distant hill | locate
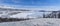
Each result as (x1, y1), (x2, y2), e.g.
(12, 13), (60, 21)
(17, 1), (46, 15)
(0, 8), (31, 11)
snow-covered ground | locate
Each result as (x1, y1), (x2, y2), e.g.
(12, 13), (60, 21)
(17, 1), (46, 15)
(0, 18), (60, 26)
(10, 13), (33, 18)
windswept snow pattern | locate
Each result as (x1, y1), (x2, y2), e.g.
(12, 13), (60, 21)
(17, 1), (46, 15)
(0, 18), (60, 26)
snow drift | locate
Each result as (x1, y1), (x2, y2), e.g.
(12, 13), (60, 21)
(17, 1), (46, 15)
(0, 18), (60, 26)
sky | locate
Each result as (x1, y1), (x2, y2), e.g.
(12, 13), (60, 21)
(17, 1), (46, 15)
(0, 0), (60, 10)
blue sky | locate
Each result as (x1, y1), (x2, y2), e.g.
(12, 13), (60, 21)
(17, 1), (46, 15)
(0, 0), (60, 6)
(0, 0), (60, 10)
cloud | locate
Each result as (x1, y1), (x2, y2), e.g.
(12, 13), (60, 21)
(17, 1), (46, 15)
(0, 0), (60, 11)
(0, 4), (60, 11)
(0, 4), (15, 9)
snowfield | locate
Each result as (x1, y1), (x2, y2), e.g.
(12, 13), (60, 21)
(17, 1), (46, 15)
(0, 18), (60, 26)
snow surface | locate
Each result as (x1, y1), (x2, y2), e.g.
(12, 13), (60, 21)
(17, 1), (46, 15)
(10, 11), (51, 18)
(0, 8), (52, 18)
(0, 18), (60, 26)
(10, 13), (33, 18)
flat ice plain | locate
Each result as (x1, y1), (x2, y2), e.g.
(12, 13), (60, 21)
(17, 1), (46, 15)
(0, 18), (60, 26)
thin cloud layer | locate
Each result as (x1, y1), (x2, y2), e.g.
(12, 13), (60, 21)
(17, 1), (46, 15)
(0, 0), (60, 11)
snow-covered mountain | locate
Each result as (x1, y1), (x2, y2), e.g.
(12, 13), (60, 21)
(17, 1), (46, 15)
(0, 8), (33, 18)
(0, 7), (59, 19)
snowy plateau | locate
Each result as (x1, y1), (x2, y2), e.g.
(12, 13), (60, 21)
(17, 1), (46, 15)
(0, 8), (60, 26)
